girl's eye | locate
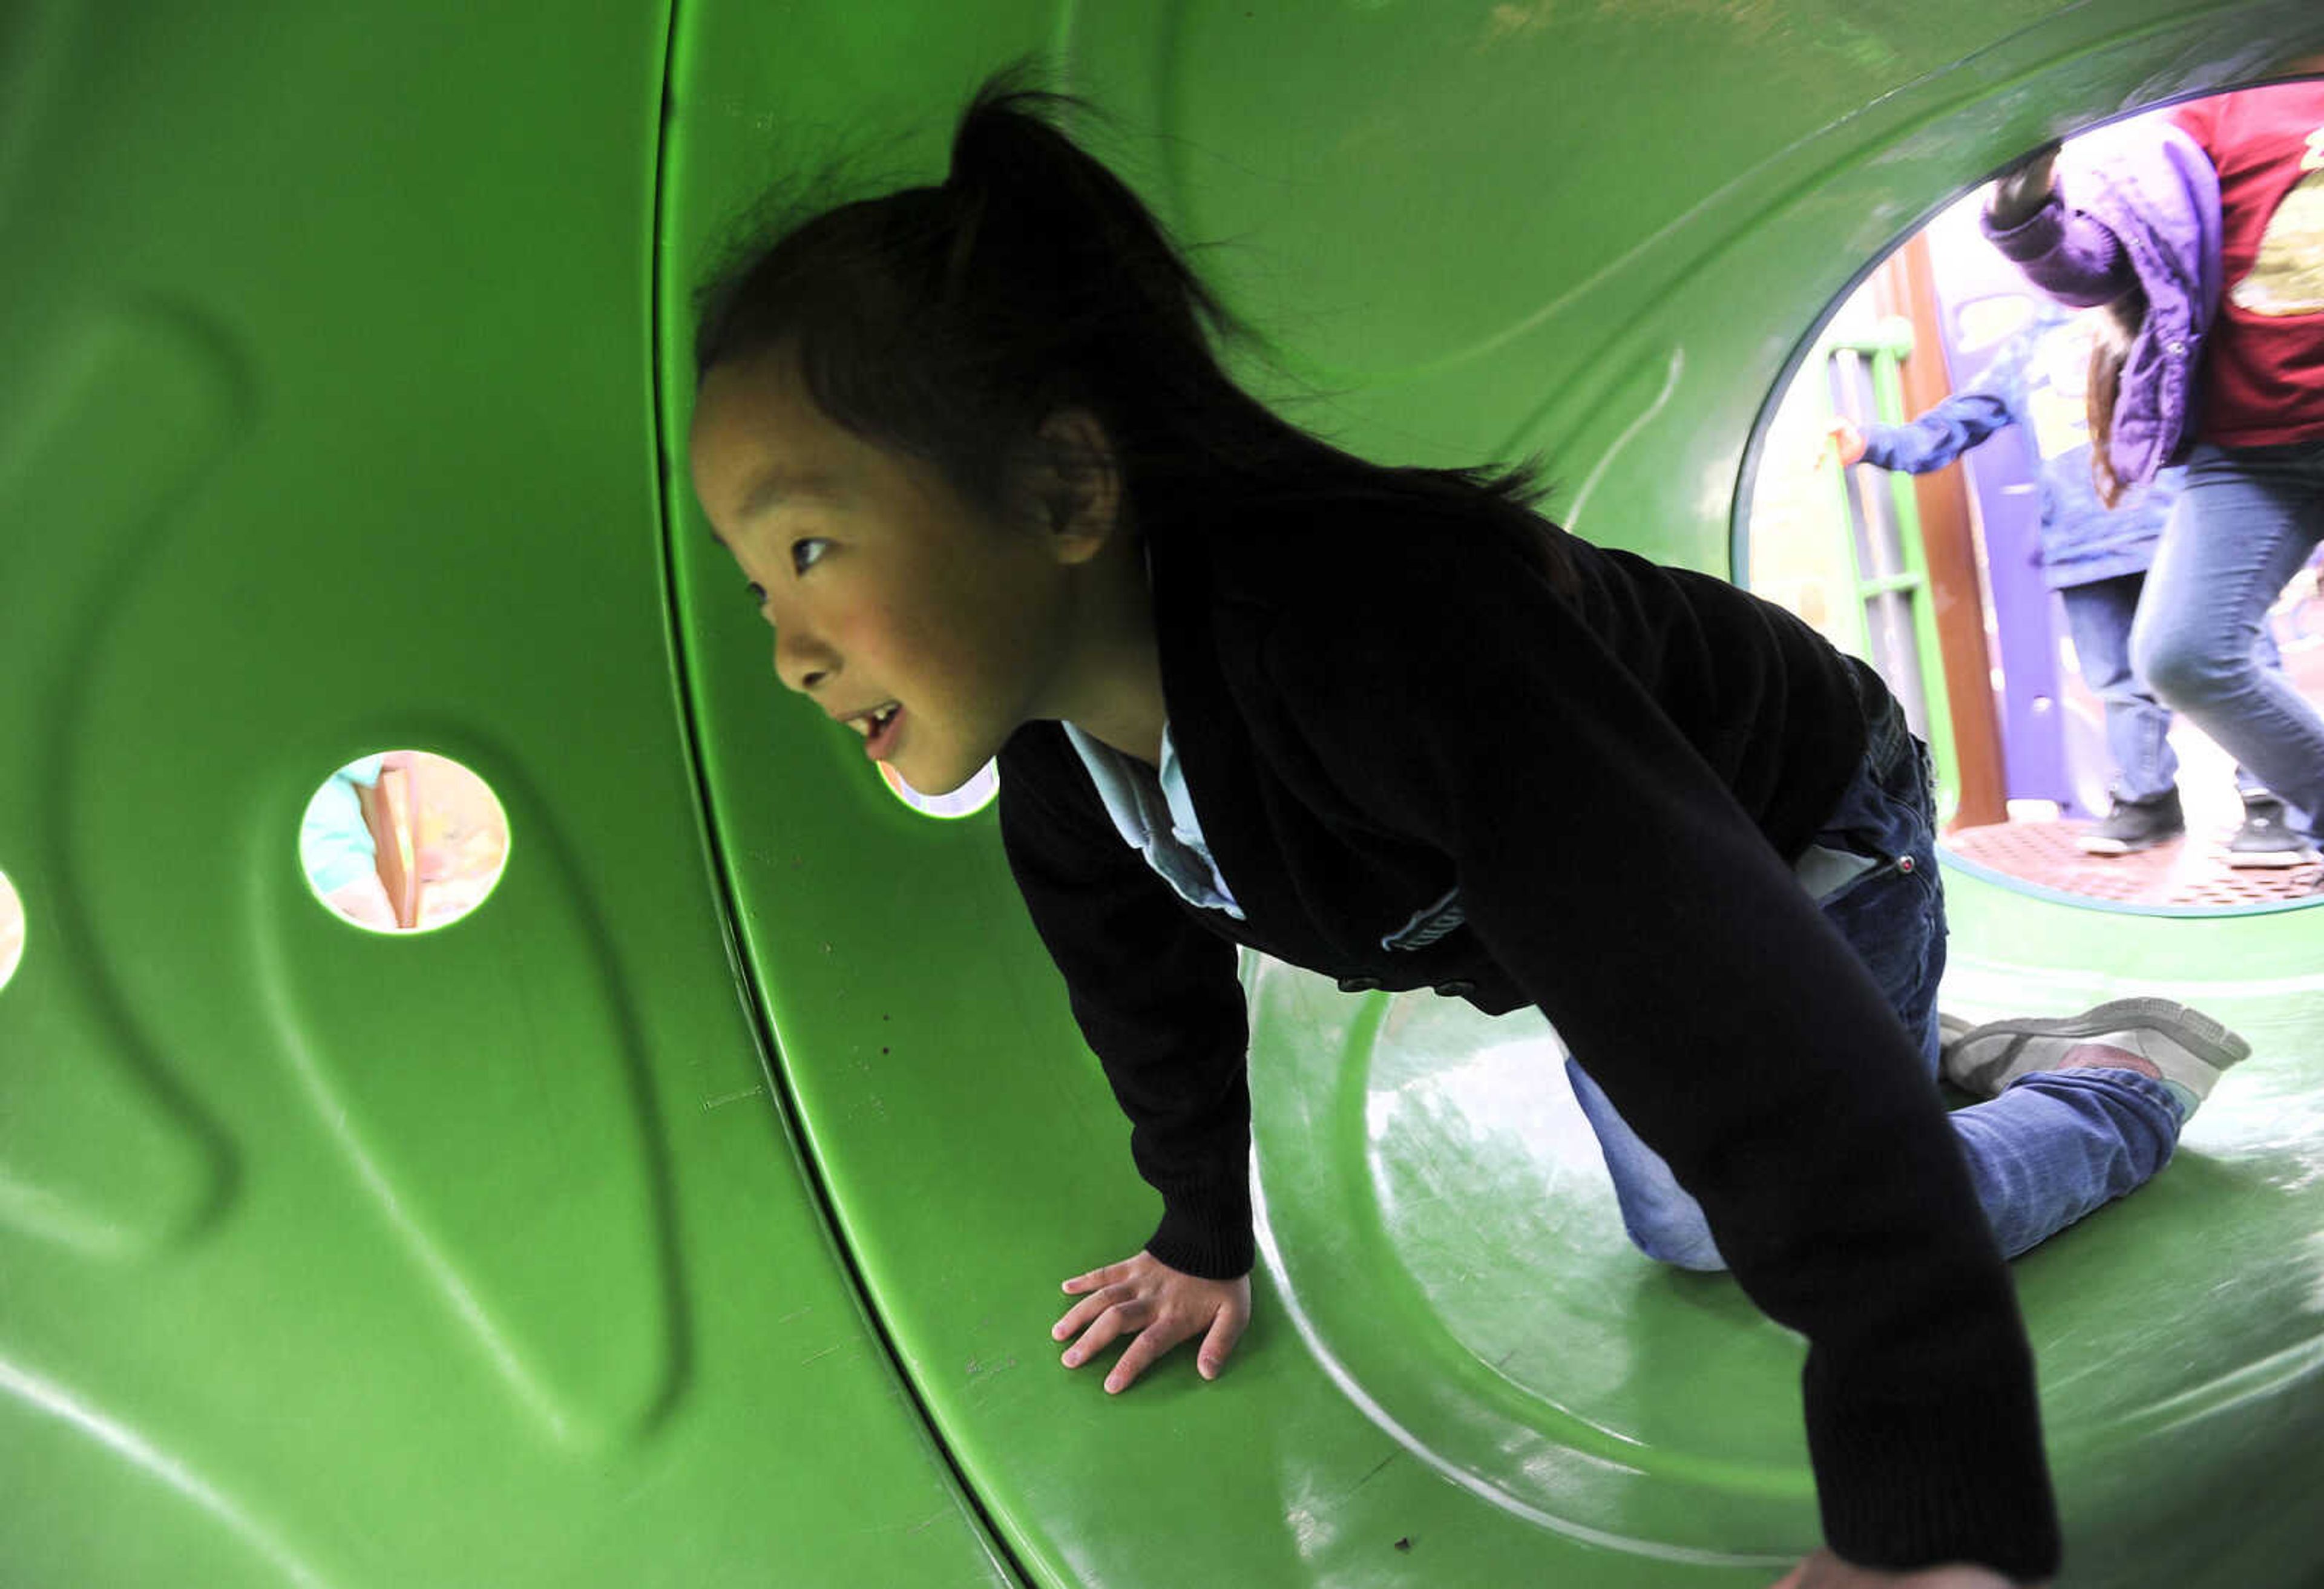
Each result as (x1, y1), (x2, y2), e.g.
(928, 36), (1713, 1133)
(790, 537), (830, 574)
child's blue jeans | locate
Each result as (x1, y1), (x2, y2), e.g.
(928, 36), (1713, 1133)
(1564, 665), (2187, 1272)
(2131, 436), (2324, 844)
(2057, 572), (2283, 805)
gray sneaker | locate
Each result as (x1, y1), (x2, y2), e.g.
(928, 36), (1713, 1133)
(1940, 996), (2250, 1118)
(2226, 795), (2322, 868)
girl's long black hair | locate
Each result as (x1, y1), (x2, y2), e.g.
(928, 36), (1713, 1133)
(2084, 293), (2144, 508)
(692, 58), (1567, 572)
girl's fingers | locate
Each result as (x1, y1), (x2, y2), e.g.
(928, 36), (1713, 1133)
(1061, 1256), (1140, 1295)
(1051, 1283), (1131, 1342)
(1061, 1294), (1154, 1368)
(1100, 1314), (1189, 1394)
(1195, 1299), (1249, 1380)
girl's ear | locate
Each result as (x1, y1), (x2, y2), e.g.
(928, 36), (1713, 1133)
(1027, 407), (1123, 565)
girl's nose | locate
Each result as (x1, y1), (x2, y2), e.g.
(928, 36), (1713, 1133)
(773, 625), (833, 695)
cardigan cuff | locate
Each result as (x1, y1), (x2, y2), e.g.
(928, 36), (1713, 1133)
(1144, 1179), (1255, 1280)
(1980, 192), (2065, 263)
(1857, 424), (1909, 473)
(1804, 1358), (2061, 1581)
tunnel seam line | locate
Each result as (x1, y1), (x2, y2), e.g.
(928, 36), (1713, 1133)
(642, 7), (1034, 1582)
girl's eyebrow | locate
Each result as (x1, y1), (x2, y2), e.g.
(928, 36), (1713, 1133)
(739, 467), (842, 522)
(705, 468), (848, 550)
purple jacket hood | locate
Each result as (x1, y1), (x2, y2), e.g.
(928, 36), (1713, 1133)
(1980, 122), (2222, 488)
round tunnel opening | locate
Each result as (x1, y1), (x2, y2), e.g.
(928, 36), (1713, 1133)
(0, 869), (22, 992)
(879, 758), (1000, 821)
(1741, 87), (2324, 917)
(299, 751), (511, 932)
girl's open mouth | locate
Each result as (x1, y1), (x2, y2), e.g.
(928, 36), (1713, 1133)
(863, 704), (904, 761)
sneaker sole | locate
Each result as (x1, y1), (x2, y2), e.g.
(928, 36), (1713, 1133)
(2076, 833), (2181, 856)
(1943, 997), (2251, 1095)
(2225, 850), (2322, 869)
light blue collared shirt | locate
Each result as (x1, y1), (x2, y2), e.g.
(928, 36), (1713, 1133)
(1062, 722), (1246, 920)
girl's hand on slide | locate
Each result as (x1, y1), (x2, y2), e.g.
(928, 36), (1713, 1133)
(1771, 1550), (2041, 1588)
(1052, 1251), (1251, 1394)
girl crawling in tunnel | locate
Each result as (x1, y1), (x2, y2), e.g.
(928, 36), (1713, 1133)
(684, 62), (2251, 1589)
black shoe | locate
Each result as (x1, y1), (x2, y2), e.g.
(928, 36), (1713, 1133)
(2077, 789), (2185, 855)
(2226, 795), (2322, 868)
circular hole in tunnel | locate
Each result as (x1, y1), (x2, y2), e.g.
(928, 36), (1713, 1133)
(300, 751), (511, 932)
(879, 758), (999, 821)
(1742, 91), (2324, 915)
(0, 869), (24, 992)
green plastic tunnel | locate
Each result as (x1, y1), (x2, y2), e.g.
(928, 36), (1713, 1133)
(5, 4), (2323, 1585)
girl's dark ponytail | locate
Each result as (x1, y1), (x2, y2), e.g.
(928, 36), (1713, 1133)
(2084, 295), (2142, 509)
(693, 57), (1562, 573)
(930, 66), (1262, 467)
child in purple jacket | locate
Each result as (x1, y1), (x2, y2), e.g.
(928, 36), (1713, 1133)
(1983, 85), (2324, 867)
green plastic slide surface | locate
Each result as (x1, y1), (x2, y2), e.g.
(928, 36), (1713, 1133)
(5, 3), (2322, 1585)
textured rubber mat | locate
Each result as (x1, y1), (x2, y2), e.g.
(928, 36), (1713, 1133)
(1945, 818), (2323, 908)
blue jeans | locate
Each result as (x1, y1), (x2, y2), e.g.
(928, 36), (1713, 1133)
(2059, 572), (2280, 804)
(2130, 436), (2324, 842)
(1565, 663), (2186, 1271)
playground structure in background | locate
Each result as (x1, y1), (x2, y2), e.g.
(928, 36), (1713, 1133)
(1748, 172), (2324, 908)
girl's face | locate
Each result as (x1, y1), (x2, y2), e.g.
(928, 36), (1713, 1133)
(689, 351), (1088, 796)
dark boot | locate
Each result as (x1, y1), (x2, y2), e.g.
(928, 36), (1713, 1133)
(2076, 788), (2185, 856)
(2226, 794), (2322, 868)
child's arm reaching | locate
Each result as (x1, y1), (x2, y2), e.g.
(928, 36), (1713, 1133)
(1827, 388), (2015, 477)
(1828, 302), (2035, 479)
(998, 726), (1261, 1388)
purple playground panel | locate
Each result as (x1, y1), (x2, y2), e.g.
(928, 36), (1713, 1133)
(1919, 202), (2094, 820)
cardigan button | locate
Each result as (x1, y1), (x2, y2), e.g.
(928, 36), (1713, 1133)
(1433, 979), (1477, 997)
(1336, 975), (1383, 993)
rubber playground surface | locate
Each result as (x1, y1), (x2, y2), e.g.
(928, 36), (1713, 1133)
(1946, 634), (2324, 909)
